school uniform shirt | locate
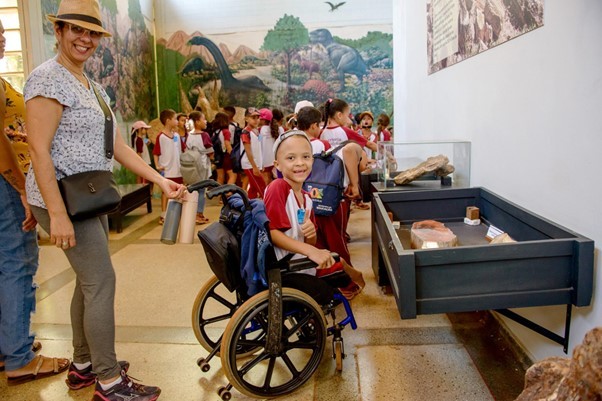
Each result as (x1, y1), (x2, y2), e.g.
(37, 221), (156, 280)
(186, 131), (214, 180)
(310, 137), (331, 154)
(320, 125), (368, 148)
(153, 131), (185, 178)
(378, 128), (392, 142)
(240, 128), (262, 170)
(259, 125), (283, 169)
(264, 179), (316, 275)
(135, 136), (151, 164)
(332, 147), (350, 189)
(358, 129), (377, 158)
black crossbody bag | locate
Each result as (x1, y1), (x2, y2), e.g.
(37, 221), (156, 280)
(57, 81), (121, 220)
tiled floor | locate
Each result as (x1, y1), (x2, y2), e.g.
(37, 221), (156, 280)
(0, 197), (526, 400)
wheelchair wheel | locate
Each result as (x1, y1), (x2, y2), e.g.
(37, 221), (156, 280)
(334, 339), (343, 372)
(221, 288), (327, 398)
(192, 275), (264, 358)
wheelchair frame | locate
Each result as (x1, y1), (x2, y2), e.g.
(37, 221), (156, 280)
(188, 180), (358, 400)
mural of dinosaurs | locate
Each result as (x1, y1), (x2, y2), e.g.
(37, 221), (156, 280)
(187, 36), (271, 96)
(310, 28), (369, 91)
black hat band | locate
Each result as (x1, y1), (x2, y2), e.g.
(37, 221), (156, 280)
(56, 13), (103, 28)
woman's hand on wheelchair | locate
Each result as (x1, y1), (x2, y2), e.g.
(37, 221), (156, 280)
(307, 248), (335, 270)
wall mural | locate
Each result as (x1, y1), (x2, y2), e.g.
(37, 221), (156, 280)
(39, 0), (392, 124)
(156, 10), (393, 121)
(427, 0), (544, 74)
(40, 0), (157, 124)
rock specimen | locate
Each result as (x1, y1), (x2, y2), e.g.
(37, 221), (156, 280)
(515, 327), (602, 401)
(393, 154), (455, 185)
(410, 220), (458, 249)
(490, 233), (515, 244)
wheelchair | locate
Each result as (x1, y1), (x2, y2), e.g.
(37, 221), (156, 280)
(188, 180), (358, 400)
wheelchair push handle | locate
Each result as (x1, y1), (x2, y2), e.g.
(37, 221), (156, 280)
(187, 179), (220, 194)
(286, 252), (340, 272)
(206, 184), (251, 209)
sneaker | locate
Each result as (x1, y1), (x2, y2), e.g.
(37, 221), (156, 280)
(66, 360), (130, 390)
(92, 371), (161, 401)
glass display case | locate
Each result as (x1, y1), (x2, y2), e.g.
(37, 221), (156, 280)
(373, 140), (471, 191)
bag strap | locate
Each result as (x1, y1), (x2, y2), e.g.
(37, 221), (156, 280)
(321, 139), (353, 157)
(89, 79), (114, 159)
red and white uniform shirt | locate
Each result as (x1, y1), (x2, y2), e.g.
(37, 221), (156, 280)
(264, 179), (316, 275)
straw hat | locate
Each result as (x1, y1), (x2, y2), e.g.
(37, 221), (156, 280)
(47, 0), (111, 37)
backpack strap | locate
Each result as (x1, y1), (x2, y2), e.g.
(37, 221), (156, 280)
(323, 139), (353, 157)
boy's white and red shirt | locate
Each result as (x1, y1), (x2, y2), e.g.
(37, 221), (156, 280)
(264, 179), (316, 275)
(320, 125), (368, 148)
(240, 126), (262, 170)
(153, 131), (185, 178)
(310, 137), (330, 154)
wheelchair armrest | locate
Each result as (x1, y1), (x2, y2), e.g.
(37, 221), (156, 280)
(286, 253), (340, 272)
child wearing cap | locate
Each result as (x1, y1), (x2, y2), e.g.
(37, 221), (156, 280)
(264, 131), (365, 299)
(130, 120), (152, 183)
(240, 107), (266, 199)
(357, 111), (377, 158)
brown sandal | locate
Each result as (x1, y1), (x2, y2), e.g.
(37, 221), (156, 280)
(0, 341), (43, 372)
(6, 355), (70, 385)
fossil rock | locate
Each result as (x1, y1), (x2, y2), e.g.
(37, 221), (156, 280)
(515, 327), (602, 401)
(410, 220), (458, 249)
(393, 154), (455, 185)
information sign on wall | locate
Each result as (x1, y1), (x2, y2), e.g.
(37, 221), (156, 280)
(427, 0), (544, 74)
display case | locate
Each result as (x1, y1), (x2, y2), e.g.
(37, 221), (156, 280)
(372, 187), (594, 352)
(372, 140), (471, 191)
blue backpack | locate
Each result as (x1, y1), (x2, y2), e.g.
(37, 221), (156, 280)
(303, 141), (350, 216)
(230, 125), (246, 173)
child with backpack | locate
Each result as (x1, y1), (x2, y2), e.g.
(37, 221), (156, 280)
(183, 111), (213, 224)
(264, 130), (365, 299)
(211, 112), (237, 185)
(240, 107), (266, 199)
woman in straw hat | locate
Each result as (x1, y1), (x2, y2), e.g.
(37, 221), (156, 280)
(25, 0), (181, 399)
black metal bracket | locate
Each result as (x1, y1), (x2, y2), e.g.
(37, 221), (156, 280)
(495, 304), (572, 354)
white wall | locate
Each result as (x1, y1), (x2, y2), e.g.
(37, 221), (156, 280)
(395, 1), (602, 360)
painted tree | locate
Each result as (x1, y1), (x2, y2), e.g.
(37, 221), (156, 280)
(261, 14), (309, 89)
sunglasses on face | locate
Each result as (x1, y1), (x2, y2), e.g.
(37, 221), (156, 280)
(67, 23), (103, 40)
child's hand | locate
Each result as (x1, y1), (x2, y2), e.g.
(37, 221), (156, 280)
(307, 248), (335, 270)
(252, 166), (261, 176)
(300, 217), (316, 241)
(344, 183), (360, 199)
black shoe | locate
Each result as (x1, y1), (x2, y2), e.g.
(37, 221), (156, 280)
(92, 370), (161, 401)
(66, 360), (129, 390)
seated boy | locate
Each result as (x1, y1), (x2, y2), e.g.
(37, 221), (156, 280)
(263, 130), (365, 299)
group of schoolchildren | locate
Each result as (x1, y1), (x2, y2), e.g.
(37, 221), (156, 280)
(130, 99), (393, 299)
